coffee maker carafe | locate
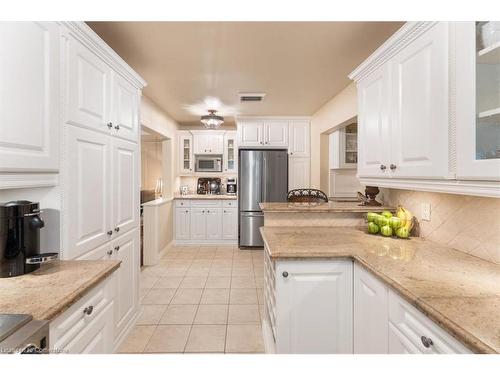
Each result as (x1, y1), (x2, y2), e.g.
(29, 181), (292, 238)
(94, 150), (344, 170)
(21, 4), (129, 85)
(0, 201), (57, 278)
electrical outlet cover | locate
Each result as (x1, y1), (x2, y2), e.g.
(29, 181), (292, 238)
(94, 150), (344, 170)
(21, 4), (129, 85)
(421, 203), (431, 221)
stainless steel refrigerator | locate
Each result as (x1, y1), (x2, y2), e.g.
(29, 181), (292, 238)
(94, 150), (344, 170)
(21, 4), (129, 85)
(238, 149), (288, 247)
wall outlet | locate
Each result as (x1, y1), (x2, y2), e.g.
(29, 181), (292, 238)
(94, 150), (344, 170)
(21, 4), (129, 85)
(421, 202), (431, 221)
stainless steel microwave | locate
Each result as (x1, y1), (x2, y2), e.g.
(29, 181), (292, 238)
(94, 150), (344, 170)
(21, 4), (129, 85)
(195, 155), (223, 172)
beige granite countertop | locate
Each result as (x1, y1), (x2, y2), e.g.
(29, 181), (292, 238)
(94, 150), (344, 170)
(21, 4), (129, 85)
(260, 226), (500, 354)
(259, 201), (395, 213)
(0, 260), (120, 321)
(174, 194), (237, 200)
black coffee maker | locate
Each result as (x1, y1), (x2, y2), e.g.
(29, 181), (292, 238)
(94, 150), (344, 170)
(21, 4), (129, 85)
(0, 201), (57, 278)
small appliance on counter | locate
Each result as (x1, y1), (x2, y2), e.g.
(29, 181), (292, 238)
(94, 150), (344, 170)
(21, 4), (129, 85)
(179, 185), (189, 196)
(0, 201), (58, 278)
(226, 177), (237, 195)
(197, 178), (221, 195)
(0, 314), (49, 354)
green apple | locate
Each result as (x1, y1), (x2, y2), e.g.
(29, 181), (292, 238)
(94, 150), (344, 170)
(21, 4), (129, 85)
(380, 225), (393, 237)
(396, 227), (410, 239)
(389, 216), (402, 230)
(381, 210), (393, 219)
(367, 212), (380, 223)
(367, 222), (380, 234)
(375, 215), (389, 227)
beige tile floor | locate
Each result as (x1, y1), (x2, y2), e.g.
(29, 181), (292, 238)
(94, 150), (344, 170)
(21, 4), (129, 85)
(117, 245), (265, 354)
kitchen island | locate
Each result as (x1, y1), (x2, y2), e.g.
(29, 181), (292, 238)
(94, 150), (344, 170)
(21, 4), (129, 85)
(260, 226), (500, 354)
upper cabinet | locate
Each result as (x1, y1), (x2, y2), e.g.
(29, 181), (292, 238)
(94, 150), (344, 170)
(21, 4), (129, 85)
(178, 131), (193, 175)
(264, 120), (288, 147)
(288, 120), (310, 157)
(0, 22), (60, 180)
(330, 123), (358, 170)
(350, 22), (500, 197)
(224, 131), (237, 173)
(238, 120), (264, 147)
(111, 72), (139, 142)
(456, 22), (500, 180)
(193, 131), (224, 154)
(237, 119), (291, 148)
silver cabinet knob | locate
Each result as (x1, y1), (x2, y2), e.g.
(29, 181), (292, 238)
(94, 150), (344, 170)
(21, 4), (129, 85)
(107, 230), (113, 236)
(107, 122), (113, 129)
(290, 152), (294, 155)
(380, 164), (387, 171)
(114, 227), (120, 232)
(185, 210), (189, 213)
(114, 125), (120, 130)
(201, 210), (205, 213)
(114, 246), (120, 252)
(282, 271), (289, 278)
(390, 164), (397, 170)
(83, 305), (94, 315)
(107, 249), (113, 255)
(420, 336), (433, 348)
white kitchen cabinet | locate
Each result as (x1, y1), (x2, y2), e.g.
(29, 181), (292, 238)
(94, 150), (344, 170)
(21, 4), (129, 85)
(288, 157), (310, 190)
(112, 229), (139, 343)
(0, 22), (60, 175)
(222, 207), (238, 240)
(223, 131), (238, 172)
(190, 208), (207, 240)
(264, 120), (288, 147)
(65, 125), (112, 259)
(388, 322), (420, 354)
(175, 207), (191, 240)
(288, 120), (310, 157)
(330, 123), (358, 170)
(111, 72), (140, 142)
(356, 64), (390, 178)
(354, 263), (389, 354)
(178, 132), (194, 174)
(270, 258), (353, 354)
(389, 22), (449, 179)
(238, 120), (264, 147)
(456, 22), (500, 181)
(205, 208), (223, 240)
(193, 131), (224, 154)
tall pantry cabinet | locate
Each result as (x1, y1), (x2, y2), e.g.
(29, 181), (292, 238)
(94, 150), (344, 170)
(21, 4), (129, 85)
(59, 22), (146, 350)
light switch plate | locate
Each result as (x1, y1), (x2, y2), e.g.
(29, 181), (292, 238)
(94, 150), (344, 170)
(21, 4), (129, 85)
(421, 203), (431, 221)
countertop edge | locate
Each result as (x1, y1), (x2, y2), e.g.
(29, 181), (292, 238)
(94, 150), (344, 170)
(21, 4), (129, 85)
(42, 260), (121, 321)
(259, 227), (495, 354)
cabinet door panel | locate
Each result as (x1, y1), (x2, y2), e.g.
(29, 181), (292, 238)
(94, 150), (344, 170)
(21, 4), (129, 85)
(390, 23), (449, 178)
(222, 207), (238, 240)
(357, 64), (390, 177)
(178, 133), (193, 174)
(239, 121), (264, 147)
(112, 138), (139, 235)
(206, 208), (222, 240)
(112, 72), (139, 142)
(288, 157), (310, 190)
(66, 33), (111, 133)
(65, 126), (111, 259)
(209, 134), (224, 154)
(354, 263), (389, 354)
(112, 230), (139, 339)
(388, 322), (421, 354)
(175, 208), (190, 240)
(190, 208), (206, 240)
(264, 121), (288, 147)
(288, 121), (310, 157)
(223, 132), (238, 172)
(0, 22), (59, 172)
(275, 260), (353, 354)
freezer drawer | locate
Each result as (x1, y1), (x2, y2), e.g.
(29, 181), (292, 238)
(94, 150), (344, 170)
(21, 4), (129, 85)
(239, 212), (264, 247)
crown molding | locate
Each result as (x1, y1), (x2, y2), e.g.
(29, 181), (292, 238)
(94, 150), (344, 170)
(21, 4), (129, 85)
(60, 22), (147, 89)
(349, 22), (438, 82)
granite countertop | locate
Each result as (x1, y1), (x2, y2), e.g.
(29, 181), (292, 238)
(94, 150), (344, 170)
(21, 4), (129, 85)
(259, 201), (395, 213)
(174, 194), (237, 200)
(0, 260), (120, 321)
(260, 226), (500, 354)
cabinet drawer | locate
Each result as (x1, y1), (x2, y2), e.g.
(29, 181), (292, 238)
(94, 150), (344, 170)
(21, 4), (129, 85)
(190, 200), (222, 208)
(175, 199), (191, 208)
(388, 290), (471, 353)
(222, 200), (237, 208)
(50, 274), (115, 352)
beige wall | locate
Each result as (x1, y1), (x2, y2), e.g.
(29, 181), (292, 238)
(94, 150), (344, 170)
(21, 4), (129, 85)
(141, 96), (180, 196)
(310, 82), (357, 191)
(385, 189), (500, 265)
(141, 140), (163, 191)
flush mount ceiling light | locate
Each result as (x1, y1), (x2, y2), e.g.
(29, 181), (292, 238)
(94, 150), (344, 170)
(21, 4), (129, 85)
(200, 109), (224, 129)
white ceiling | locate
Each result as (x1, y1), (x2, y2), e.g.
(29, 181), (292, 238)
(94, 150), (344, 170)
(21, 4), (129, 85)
(87, 22), (402, 126)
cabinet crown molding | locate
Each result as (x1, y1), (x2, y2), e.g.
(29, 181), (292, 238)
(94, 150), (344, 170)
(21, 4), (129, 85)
(60, 22), (147, 89)
(349, 22), (438, 82)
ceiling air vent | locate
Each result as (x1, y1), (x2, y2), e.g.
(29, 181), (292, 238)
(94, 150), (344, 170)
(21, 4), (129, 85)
(239, 92), (266, 102)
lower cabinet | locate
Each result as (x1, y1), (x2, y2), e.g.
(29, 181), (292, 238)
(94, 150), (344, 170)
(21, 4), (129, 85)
(174, 199), (238, 244)
(267, 255), (353, 354)
(288, 156), (310, 190)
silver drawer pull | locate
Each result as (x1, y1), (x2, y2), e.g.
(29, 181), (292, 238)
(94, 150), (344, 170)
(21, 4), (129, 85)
(83, 305), (94, 315)
(114, 246), (120, 252)
(421, 336), (433, 348)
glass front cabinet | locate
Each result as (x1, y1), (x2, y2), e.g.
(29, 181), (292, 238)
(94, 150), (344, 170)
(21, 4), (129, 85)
(179, 132), (193, 175)
(224, 131), (237, 173)
(456, 22), (500, 180)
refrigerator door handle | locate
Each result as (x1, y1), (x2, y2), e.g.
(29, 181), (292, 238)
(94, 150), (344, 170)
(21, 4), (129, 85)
(262, 155), (267, 202)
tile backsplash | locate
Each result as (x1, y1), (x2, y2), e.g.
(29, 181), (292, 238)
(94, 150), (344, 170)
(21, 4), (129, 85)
(385, 189), (500, 264)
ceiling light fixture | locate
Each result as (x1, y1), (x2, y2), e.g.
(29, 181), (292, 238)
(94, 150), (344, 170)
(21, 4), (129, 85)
(200, 109), (224, 129)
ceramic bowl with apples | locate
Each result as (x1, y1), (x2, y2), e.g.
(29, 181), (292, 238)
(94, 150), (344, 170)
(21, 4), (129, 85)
(366, 206), (414, 239)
